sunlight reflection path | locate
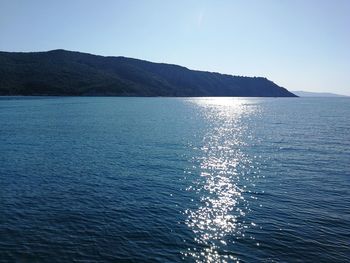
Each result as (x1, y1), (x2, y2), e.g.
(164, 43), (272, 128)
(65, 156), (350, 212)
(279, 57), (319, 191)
(183, 98), (260, 262)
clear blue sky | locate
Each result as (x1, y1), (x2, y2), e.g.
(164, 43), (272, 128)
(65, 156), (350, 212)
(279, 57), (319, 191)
(1, 0), (349, 95)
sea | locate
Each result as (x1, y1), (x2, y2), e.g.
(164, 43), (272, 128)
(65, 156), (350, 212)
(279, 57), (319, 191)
(0, 97), (349, 262)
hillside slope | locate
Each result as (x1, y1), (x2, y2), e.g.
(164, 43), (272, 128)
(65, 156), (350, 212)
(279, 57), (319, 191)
(0, 50), (296, 97)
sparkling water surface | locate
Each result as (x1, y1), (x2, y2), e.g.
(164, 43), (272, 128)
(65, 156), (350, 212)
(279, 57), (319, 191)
(0, 97), (349, 262)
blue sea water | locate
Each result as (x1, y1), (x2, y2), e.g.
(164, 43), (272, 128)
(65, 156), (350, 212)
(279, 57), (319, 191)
(0, 97), (349, 262)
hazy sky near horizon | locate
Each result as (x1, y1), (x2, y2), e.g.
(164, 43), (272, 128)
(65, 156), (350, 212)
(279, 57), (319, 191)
(1, 0), (349, 95)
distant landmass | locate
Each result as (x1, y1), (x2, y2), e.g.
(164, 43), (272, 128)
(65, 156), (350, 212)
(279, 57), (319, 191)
(292, 91), (347, 97)
(0, 49), (296, 97)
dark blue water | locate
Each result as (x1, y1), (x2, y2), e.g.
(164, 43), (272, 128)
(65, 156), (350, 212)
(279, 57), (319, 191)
(0, 97), (349, 262)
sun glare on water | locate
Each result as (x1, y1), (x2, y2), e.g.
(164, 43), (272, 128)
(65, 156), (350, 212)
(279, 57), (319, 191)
(183, 97), (261, 262)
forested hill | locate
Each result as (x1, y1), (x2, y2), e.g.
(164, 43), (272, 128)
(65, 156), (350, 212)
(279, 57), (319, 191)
(0, 49), (296, 97)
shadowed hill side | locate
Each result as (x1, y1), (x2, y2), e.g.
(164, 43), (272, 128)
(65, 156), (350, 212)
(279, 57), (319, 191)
(0, 49), (296, 97)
